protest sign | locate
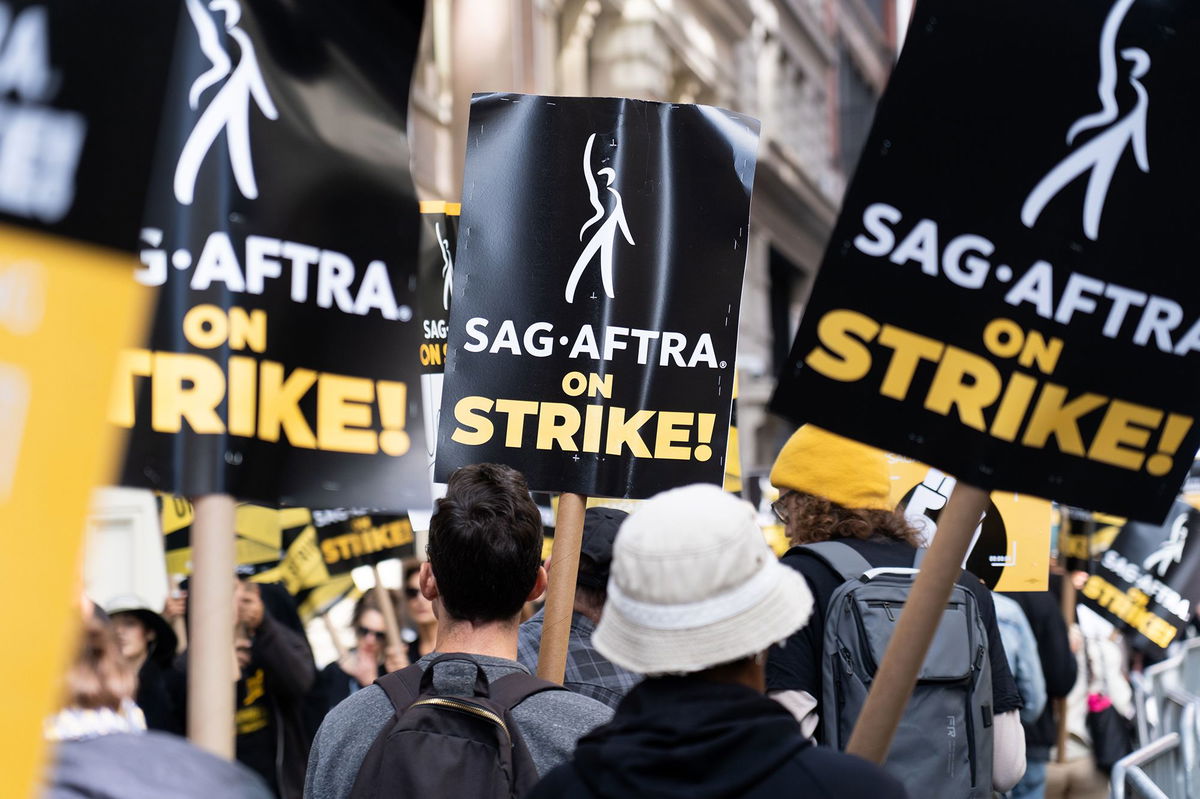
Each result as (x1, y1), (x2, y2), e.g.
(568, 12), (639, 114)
(771, 0), (1200, 524)
(160, 493), (285, 576)
(888, 457), (1052, 590)
(312, 508), (415, 576)
(113, 0), (429, 511)
(1059, 505), (1124, 570)
(436, 93), (760, 498)
(0, 3), (180, 796)
(416, 201), (459, 504)
(1079, 500), (1199, 649)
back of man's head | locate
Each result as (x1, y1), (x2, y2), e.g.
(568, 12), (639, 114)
(429, 463), (543, 624)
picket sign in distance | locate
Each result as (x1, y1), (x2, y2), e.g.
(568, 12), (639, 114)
(1080, 500), (1200, 649)
(772, 0), (1200, 524)
(312, 508), (415, 576)
(436, 94), (760, 498)
(113, 0), (429, 511)
(0, 3), (181, 797)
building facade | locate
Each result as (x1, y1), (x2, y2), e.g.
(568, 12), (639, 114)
(410, 0), (897, 479)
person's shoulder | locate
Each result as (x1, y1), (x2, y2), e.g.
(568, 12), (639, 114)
(792, 746), (909, 797)
(519, 682), (613, 724)
(317, 682), (394, 743)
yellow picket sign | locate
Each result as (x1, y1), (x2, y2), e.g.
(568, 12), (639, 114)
(0, 227), (151, 799)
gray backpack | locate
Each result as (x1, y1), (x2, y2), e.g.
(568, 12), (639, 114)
(803, 541), (994, 798)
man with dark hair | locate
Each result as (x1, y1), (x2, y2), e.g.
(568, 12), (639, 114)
(518, 507), (640, 708)
(304, 464), (612, 799)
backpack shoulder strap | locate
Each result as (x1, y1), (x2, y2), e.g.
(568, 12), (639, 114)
(374, 664), (425, 712)
(913, 545), (928, 568)
(799, 541), (873, 582)
(487, 671), (565, 711)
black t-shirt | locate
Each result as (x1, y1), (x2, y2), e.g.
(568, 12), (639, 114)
(235, 666), (277, 794)
(766, 536), (1022, 745)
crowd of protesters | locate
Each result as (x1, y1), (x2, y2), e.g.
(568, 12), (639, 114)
(43, 425), (1180, 798)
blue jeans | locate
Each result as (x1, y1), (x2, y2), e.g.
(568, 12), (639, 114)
(1012, 757), (1048, 799)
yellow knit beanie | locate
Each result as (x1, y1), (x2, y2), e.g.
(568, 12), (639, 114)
(769, 425), (892, 511)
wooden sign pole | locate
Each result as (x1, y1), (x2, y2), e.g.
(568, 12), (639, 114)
(187, 493), (236, 759)
(322, 611), (350, 662)
(537, 492), (586, 684)
(1056, 559), (1078, 763)
(846, 482), (991, 763)
(371, 564), (404, 661)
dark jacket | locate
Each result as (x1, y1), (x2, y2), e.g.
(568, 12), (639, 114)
(1004, 577), (1078, 759)
(237, 611), (317, 799)
(527, 676), (907, 799)
(45, 730), (274, 799)
(135, 658), (182, 735)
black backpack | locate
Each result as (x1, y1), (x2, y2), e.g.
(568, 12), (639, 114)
(347, 654), (564, 799)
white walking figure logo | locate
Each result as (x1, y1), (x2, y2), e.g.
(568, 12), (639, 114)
(1021, 0), (1148, 242)
(174, 0), (279, 206)
(436, 221), (453, 311)
(564, 133), (634, 304)
(1144, 513), (1188, 578)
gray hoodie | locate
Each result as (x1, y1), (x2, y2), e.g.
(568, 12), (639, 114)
(304, 652), (613, 799)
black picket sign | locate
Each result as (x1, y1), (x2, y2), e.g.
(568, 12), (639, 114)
(1080, 500), (1200, 650)
(118, 0), (429, 511)
(435, 94), (760, 499)
(772, 0), (1200, 522)
(313, 509), (414, 576)
(0, 1), (178, 251)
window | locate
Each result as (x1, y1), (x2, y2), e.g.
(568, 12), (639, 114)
(837, 45), (877, 176)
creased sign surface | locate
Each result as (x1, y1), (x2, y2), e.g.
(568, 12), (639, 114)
(116, 0), (429, 511)
(437, 94), (759, 498)
(772, 0), (1200, 522)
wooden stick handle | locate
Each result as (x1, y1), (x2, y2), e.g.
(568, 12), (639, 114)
(370, 564), (404, 653)
(537, 493), (586, 683)
(322, 611), (350, 661)
(846, 482), (990, 763)
(187, 494), (236, 759)
(1056, 560), (1078, 763)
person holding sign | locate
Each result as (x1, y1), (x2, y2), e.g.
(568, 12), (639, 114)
(317, 590), (407, 716)
(528, 484), (905, 799)
(305, 464), (611, 799)
(517, 507), (640, 709)
(763, 426), (1025, 795)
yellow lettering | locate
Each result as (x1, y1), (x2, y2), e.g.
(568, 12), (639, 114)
(1021, 384), (1108, 456)
(605, 408), (654, 458)
(536, 402), (580, 451)
(1088, 400), (1161, 471)
(451, 396), (494, 445)
(654, 411), (693, 460)
(317, 374), (376, 454)
(151, 352), (225, 434)
(804, 310), (878, 382)
(924, 346), (1002, 432)
(258, 361), (317, 447)
(109, 348), (152, 427)
(496, 399), (538, 447)
(878, 325), (945, 401)
(229, 307), (267, 353)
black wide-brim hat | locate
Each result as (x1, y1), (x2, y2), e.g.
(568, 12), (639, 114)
(105, 598), (178, 669)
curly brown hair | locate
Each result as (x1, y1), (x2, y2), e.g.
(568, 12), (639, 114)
(778, 491), (921, 547)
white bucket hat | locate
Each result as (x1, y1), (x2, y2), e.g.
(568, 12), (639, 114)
(593, 483), (814, 675)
